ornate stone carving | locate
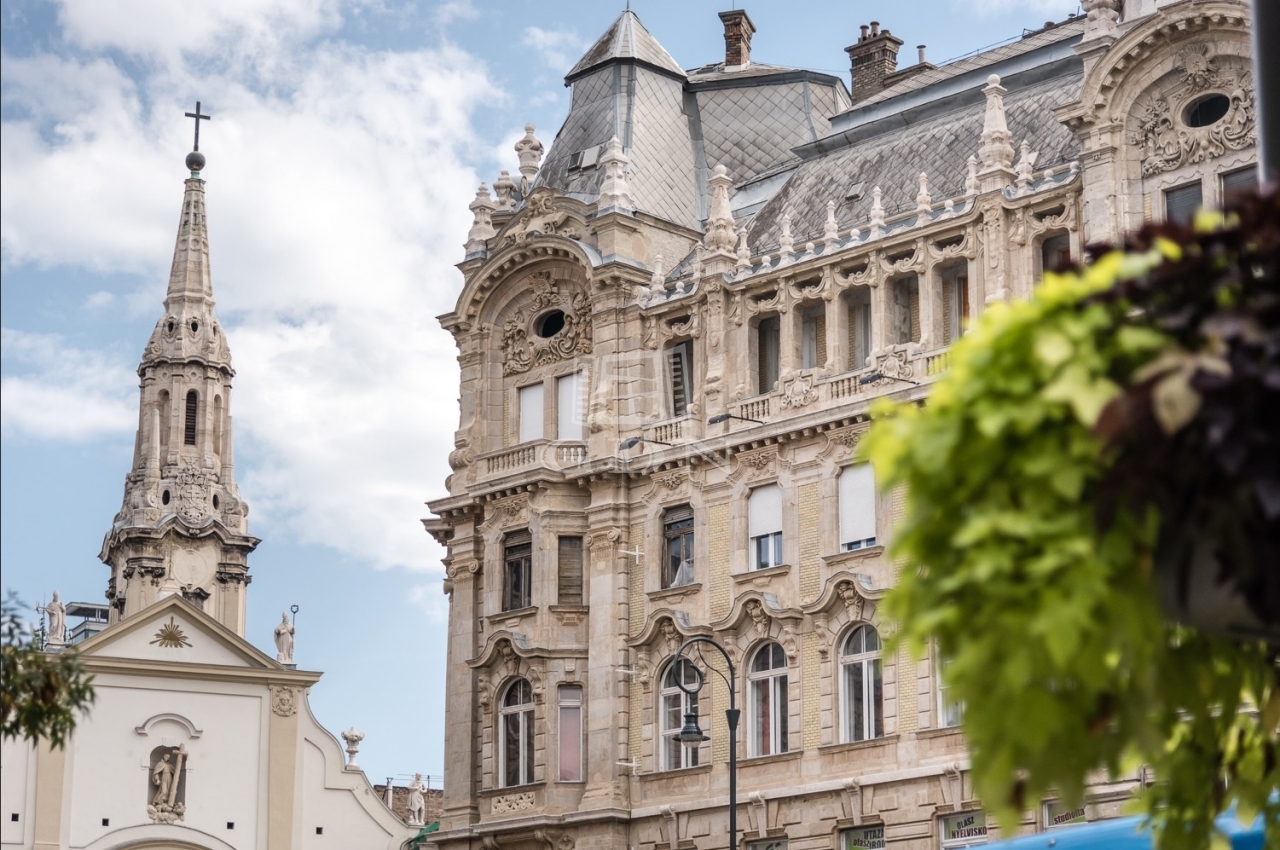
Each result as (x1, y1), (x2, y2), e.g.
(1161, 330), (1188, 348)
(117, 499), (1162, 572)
(270, 685), (298, 717)
(406, 773), (427, 826)
(491, 791), (536, 814)
(1132, 78), (1255, 177)
(174, 461), (212, 523)
(514, 123), (544, 194)
(836, 579), (867, 621)
(465, 184), (497, 255)
(45, 591), (66, 646)
(505, 189), (583, 244)
(1176, 42), (1221, 93)
(778, 372), (819, 409)
(736, 449), (776, 479)
(654, 470), (687, 492)
(745, 599), (771, 636)
(341, 727), (364, 769)
(501, 282), (592, 376)
(844, 778), (863, 825)
(147, 744), (187, 824)
(149, 617), (192, 649)
(597, 136), (635, 211)
(274, 612), (295, 665)
(873, 349), (915, 381)
(588, 529), (621, 553)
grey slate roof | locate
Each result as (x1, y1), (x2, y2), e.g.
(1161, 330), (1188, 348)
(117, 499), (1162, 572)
(566, 10), (686, 82)
(746, 67), (1084, 254)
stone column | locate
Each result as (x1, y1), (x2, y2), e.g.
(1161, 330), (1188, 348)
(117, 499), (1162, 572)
(441, 555), (481, 829)
(578, 519), (629, 811)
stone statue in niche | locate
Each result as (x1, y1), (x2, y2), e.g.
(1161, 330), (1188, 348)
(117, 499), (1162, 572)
(274, 612), (295, 664)
(406, 773), (427, 826)
(45, 591), (66, 646)
(147, 744), (188, 823)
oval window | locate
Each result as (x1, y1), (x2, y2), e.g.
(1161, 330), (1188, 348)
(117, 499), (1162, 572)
(535, 310), (567, 338)
(167, 321), (175, 333)
(1184, 94), (1230, 128)
(191, 320), (200, 333)
(162, 490), (171, 506)
(212, 494), (220, 510)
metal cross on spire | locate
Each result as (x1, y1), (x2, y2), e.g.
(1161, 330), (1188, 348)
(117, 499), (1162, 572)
(184, 102), (211, 151)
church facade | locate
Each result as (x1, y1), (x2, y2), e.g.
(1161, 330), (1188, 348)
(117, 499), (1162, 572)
(1, 153), (418, 850)
(424, 2), (1257, 850)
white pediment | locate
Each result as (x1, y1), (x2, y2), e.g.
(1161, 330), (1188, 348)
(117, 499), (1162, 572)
(79, 596), (277, 669)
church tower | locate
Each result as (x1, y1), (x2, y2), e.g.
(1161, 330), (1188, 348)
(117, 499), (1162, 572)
(101, 142), (259, 636)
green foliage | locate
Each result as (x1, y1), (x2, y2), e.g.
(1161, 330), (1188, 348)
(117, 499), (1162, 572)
(1, 594), (95, 748)
(861, 199), (1279, 849)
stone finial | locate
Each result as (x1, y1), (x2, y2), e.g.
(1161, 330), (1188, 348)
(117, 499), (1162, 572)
(649, 254), (666, 296)
(736, 227), (751, 270)
(493, 171), (517, 211)
(965, 155), (979, 197)
(341, 727), (364, 769)
(465, 184), (497, 255)
(823, 200), (839, 243)
(597, 136), (635, 212)
(979, 75), (1015, 175)
(514, 123), (544, 193)
(778, 212), (794, 258)
(704, 163), (736, 253)
(1015, 139), (1039, 195)
(1082, 0), (1121, 40)
(915, 172), (932, 215)
(869, 186), (885, 235)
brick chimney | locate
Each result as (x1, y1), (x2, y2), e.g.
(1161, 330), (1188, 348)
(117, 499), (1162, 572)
(718, 9), (756, 69)
(845, 21), (904, 102)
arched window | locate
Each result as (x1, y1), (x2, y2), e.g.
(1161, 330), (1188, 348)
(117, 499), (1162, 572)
(500, 679), (534, 787)
(183, 390), (198, 446)
(661, 660), (700, 770)
(840, 625), (884, 743)
(747, 642), (788, 757)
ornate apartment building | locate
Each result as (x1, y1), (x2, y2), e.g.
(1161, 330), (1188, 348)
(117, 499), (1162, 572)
(423, 3), (1257, 849)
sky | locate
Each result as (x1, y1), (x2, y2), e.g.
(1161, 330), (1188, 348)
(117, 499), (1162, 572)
(1, 0), (1083, 785)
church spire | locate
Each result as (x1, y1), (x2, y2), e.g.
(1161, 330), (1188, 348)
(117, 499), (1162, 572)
(101, 137), (259, 637)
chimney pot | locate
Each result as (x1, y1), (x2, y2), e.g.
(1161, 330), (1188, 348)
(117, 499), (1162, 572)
(845, 20), (904, 102)
(917, 45), (927, 64)
(870, 21), (880, 35)
(718, 9), (757, 68)
(860, 24), (870, 41)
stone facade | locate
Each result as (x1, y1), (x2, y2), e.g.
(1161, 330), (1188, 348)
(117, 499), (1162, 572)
(425, 4), (1257, 850)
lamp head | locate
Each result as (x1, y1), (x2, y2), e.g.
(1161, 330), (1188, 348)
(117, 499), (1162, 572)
(858, 371), (885, 385)
(676, 712), (709, 745)
(619, 437), (642, 450)
(707, 413), (731, 424)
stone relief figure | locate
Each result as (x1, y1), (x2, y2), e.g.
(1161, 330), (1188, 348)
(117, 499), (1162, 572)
(406, 773), (427, 826)
(147, 744), (187, 823)
(274, 612), (295, 664)
(45, 591), (66, 645)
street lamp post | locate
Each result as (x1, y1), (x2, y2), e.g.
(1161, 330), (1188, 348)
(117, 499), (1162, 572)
(673, 636), (739, 850)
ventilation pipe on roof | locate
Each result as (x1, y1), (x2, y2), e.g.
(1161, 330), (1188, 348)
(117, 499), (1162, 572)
(719, 9), (756, 69)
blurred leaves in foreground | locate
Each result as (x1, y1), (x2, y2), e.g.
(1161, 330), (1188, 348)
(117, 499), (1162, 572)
(862, 190), (1279, 850)
(1, 593), (95, 748)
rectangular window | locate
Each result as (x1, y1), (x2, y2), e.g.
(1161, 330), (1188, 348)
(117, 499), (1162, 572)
(557, 536), (583, 605)
(557, 685), (583, 782)
(1040, 233), (1071, 278)
(1044, 799), (1088, 829)
(940, 811), (988, 848)
(556, 372), (585, 441)
(941, 264), (969, 344)
(1165, 181), (1202, 225)
(756, 316), (780, 394)
(937, 649), (964, 728)
(841, 825), (886, 850)
(183, 391), (198, 446)
(893, 276), (920, 344)
(748, 484), (784, 570)
(518, 383), (544, 443)
(801, 306), (827, 370)
(662, 505), (695, 588)
(847, 291), (871, 371)
(839, 464), (877, 551)
(666, 341), (692, 418)
(1221, 166), (1257, 206)
(503, 530), (532, 611)
(748, 841), (788, 850)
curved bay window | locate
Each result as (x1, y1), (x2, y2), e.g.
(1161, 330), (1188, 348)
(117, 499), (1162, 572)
(661, 660), (700, 770)
(840, 625), (884, 743)
(663, 504), (695, 588)
(500, 679), (535, 787)
(747, 642), (788, 757)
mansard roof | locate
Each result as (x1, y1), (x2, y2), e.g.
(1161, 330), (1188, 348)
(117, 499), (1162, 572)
(565, 10), (686, 83)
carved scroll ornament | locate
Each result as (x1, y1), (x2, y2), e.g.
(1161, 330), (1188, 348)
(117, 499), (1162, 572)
(501, 276), (593, 376)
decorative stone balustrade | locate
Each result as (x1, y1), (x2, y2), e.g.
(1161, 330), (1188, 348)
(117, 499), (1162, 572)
(556, 443), (588, 466)
(646, 415), (693, 444)
(484, 444), (539, 475)
(737, 397), (771, 422)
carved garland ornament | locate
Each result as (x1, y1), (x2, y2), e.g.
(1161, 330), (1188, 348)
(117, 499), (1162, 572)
(501, 274), (593, 376)
(270, 685), (298, 717)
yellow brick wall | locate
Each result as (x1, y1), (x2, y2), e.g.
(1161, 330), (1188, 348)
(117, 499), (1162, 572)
(628, 521), (645, 636)
(802, 632), (821, 750)
(711, 671), (731, 764)
(897, 643), (918, 734)
(797, 482), (820, 604)
(708, 502), (731, 620)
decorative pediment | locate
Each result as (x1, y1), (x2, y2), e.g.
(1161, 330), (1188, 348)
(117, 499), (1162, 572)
(626, 609), (703, 650)
(802, 571), (888, 617)
(712, 591), (803, 662)
(497, 188), (589, 245)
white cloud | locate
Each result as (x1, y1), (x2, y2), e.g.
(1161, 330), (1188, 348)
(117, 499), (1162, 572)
(432, 0), (479, 29)
(964, 0), (1080, 17)
(0, 329), (137, 441)
(522, 26), (587, 72)
(1, 1), (498, 573)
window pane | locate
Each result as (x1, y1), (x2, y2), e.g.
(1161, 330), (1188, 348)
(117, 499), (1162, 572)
(752, 679), (771, 755)
(748, 485), (783, 538)
(839, 465), (877, 548)
(558, 688), (582, 782)
(776, 674), (788, 751)
(557, 372), (584, 441)
(557, 536), (583, 605)
(518, 382), (544, 442)
(871, 658), (883, 738)
(757, 316), (780, 393)
(1165, 182), (1202, 226)
(523, 709), (534, 784)
(503, 712), (521, 786)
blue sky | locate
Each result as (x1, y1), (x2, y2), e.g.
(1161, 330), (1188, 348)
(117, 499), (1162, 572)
(1, 0), (1079, 784)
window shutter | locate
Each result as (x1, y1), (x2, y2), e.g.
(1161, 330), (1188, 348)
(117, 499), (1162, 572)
(557, 372), (584, 440)
(557, 536), (583, 605)
(664, 504), (694, 525)
(757, 317), (780, 393)
(667, 344), (689, 417)
(1222, 167), (1257, 205)
(908, 278), (921, 343)
(839, 464), (876, 545)
(749, 484), (783, 538)
(815, 312), (827, 367)
(183, 391), (198, 446)
(1165, 182), (1202, 225)
(942, 278), (954, 344)
(518, 383), (544, 443)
